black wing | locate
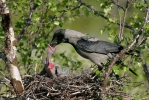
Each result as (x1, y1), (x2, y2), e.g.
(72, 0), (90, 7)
(77, 38), (123, 54)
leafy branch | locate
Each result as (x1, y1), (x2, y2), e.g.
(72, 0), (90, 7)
(17, 2), (38, 41)
(104, 6), (149, 87)
(77, 0), (136, 32)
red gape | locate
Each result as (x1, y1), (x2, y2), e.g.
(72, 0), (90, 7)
(48, 61), (54, 68)
(46, 61), (56, 77)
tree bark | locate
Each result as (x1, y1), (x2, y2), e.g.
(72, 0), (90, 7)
(0, 0), (24, 94)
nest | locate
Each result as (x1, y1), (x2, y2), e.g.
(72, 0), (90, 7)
(14, 72), (131, 100)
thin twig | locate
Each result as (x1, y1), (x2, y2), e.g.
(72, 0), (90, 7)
(140, 52), (149, 84)
(144, 0), (148, 4)
(77, 0), (136, 32)
(103, 6), (149, 87)
(17, 2), (38, 41)
(111, 0), (125, 11)
(115, 0), (122, 43)
(118, 0), (132, 43)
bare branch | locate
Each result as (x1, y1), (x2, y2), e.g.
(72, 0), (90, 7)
(144, 0), (148, 4)
(111, 0), (125, 11)
(103, 6), (149, 88)
(140, 52), (149, 85)
(17, 2), (38, 41)
(77, 0), (136, 32)
(118, 0), (132, 43)
(116, 0), (122, 43)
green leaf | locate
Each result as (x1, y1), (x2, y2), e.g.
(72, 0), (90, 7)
(75, 10), (80, 15)
(66, 11), (71, 17)
(84, 8), (89, 17)
(100, 29), (103, 34)
(54, 21), (59, 25)
(94, 11), (99, 16)
(55, 12), (61, 16)
(145, 24), (149, 29)
(13, 2), (17, 6)
(36, 0), (42, 6)
(18, 42), (24, 47)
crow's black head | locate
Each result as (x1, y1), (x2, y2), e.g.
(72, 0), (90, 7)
(50, 29), (68, 47)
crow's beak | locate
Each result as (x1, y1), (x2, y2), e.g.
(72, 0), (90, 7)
(50, 37), (58, 47)
(48, 44), (56, 53)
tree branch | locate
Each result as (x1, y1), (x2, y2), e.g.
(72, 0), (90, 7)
(140, 51), (149, 85)
(116, 0), (122, 43)
(111, 0), (125, 11)
(118, 0), (132, 43)
(17, 2), (38, 41)
(0, 0), (24, 94)
(77, 0), (136, 32)
(103, 6), (149, 88)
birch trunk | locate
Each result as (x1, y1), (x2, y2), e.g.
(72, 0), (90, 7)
(0, 0), (24, 94)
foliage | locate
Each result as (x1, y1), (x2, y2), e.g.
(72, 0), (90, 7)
(0, 0), (149, 99)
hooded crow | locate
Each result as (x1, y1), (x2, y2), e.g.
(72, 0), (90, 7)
(50, 29), (123, 69)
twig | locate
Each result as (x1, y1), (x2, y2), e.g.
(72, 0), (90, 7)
(118, 0), (132, 43)
(77, 0), (136, 32)
(17, 2), (38, 41)
(103, 6), (149, 87)
(144, 0), (148, 4)
(116, 0), (122, 43)
(34, 63), (37, 75)
(111, 0), (125, 11)
(71, 91), (84, 97)
(140, 52), (149, 84)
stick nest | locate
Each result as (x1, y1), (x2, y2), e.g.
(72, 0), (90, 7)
(15, 72), (130, 100)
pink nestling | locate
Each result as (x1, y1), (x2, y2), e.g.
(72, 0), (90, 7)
(40, 45), (69, 78)
(46, 45), (57, 78)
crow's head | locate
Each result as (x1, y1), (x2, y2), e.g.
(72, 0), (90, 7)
(50, 29), (68, 47)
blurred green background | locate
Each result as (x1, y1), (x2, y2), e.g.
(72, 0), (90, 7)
(0, 0), (149, 99)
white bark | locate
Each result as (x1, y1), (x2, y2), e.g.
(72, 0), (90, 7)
(0, 0), (24, 94)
